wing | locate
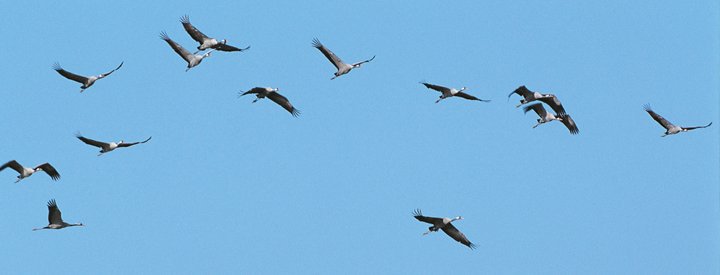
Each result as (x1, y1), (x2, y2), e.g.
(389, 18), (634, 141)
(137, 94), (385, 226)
(47, 199), (64, 224)
(508, 85), (532, 99)
(643, 104), (674, 130)
(522, 103), (547, 118)
(0, 160), (24, 174)
(180, 15), (209, 43)
(455, 91), (490, 102)
(537, 94), (567, 116)
(160, 32), (193, 63)
(53, 63), (88, 84)
(560, 115), (580, 135)
(351, 55), (376, 66)
(682, 122), (712, 131)
(268, 92), (300, 117)
(97, 62), (123, 79)
(35, 163), (60, 181)
(76, 134), (108, 148)
(420, 82), (450, 94)
(239, 87), (265, 97)
(441, 223), (476, 249)
(214, 42), (250, 52)
(117, 136), (152, 147)
(412, 209), (443, 225)
(312, 38), (345, 70)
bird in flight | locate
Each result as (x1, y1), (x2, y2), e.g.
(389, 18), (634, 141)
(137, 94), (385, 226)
(76, 133), (152, 156)
(53, 62), (123, 93)
(160, 31), (215, 71)
(239, 87), (300, 117)
(33, 199), (83, 231)
(644, 104), (712, 137)
(180, 15), (250, 54)
(0, 160), (60, 183)
(312, 38), (375, 80)
(421, 82), (490, 104)
(523, 103), (579, 135)
(413, 209), (476, 249)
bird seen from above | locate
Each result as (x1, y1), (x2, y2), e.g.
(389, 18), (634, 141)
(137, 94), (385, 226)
(180, 15), (250, 54)
(53, 62), (123, 93)
(239, 87), (300, 117)
(33, 199), (83, 231)
(312, 38), (375, 80)
(160, 31), (215, 72)
(421, 82), (491, 103)
(413, 209), (476, 249)
(0, 160), (60, 183)
(523, 103), (579, 135)
(643, 104), (712, 137)
(76, 133), (152, 156)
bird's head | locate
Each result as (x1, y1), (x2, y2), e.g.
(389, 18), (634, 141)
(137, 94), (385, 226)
(221, 39), (228, 44)
(459, 87), (467, 92)
(118, 140), (124, 145)
(453, 216), (464, 221)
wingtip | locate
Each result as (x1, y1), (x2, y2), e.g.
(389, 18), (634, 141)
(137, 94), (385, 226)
(52, 62), (62, 71)
(159, 31), (169, 40)
(180, 14), (190, 23)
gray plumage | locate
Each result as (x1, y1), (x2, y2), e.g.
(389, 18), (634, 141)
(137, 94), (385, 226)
(180, 15), (250, 54)
(644, 104), (712, 137)
(312, 38), (375, 80)
(76, 133), (152, 156)
(0, 160), (60, 183)
(33, 199), (83, 231)
(53, 62), (123, 93)
(413, 209), (476, 249)
(523, 103), (579, 135)
(239, 87), (300, 117)
(421, 82), (490, 103)
(160, 31), (215, 71)
(508, 86), (566, 116)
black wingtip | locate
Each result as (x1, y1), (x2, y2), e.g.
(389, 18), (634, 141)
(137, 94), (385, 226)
(643, 104), (652, 112)
(180, 14), (190, 23)
(311, 38), (322, 48)
(290, 109), (301, 117)
(52, 62), (62, 71)
(412, 208), (423, 217)
(159, 31), (170, 40)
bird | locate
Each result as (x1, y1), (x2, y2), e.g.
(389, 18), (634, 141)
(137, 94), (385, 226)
(508, 86), (567, 116)
(239, 87), (300, 117)
(523, 103), (579, 134)
(76, 133), (152, 156)
(53, 62), (123, 93)
(160, 31), (215, 71)
(643, 104), (712, 137)
(0, 160), (60, 183)
(413, 209), (476, 249)
(180, 15), (250, 54)
(420, 82), (490, 103)
(33, 199), (83, 231)
(312, 38), (375, 80)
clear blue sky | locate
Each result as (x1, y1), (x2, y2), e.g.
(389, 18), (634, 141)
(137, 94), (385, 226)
(1, 1), (718, 274)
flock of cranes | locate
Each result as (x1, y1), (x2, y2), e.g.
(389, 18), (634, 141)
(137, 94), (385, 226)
(5, 15), (713, 249)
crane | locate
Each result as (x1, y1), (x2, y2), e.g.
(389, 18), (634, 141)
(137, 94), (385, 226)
(644, 104), (712, 137)
(239, 87), (300, 117)
(421, 82), (490, 103)
(523, 103), (579, 134)
(0, 160), (60, 183)
(312, 38), (375, 80)
(180, 15), (250, 54)
(413, 209), (476, 249)
(160, 31), (215, 71)
(53, 62), (123, 93)
(33, 199), (83, 231)
(76, 133), (152, 156)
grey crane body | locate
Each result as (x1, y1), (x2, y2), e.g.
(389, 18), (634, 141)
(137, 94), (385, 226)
(160, 32), (215, 72)
(180, 15), (250, 54)
(312, 38), (374, 80)
(239, 87), (300, 117)
(33, 199), (83, 231)
(76, 134), (152, 156)
(523, 103), (579, 135)
(53, 62), (123, 93)
(413, 209), (476, 249)
(0, 160), (60, 183)
(509, 86), (569, 117)
(644, 104), (712, 137)
(421, 82), (490, 103)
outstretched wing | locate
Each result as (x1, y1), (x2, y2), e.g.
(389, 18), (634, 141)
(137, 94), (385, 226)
(412, 209), (443, 225)
(682, 122), (712, 131)
(160, 32), (193, 63)
(522, 102), (547, 118)
(0, 160), (24, 174)
(214, 42), (250, 52)
(117, 137), (152, 148)
(268, 92), (300, 117)
(508, 85), (532, 99)
(53, 63), (89, 84)
(312, 38), (345, 70)
(351, 55), (375, 67)
(441, 223), (476, 249)
(455, 91), (490, 102)
(420, 82), (450, 94)
(239, 87), (265, 97)
(76, 133), (108, 148)
(180, 15), (209, 43)
(560, 115), (580, 135)
(97, 62), (123, 79)
(537, 94), (567, 116)
(643, 104), (674, 130)
(35, 163), (60, 181)
(47, 199), (64, 225)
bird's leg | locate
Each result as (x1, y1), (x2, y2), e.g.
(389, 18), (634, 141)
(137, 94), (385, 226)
(252, 98), (259, 103)
(79, 89), (85, 93)
(515, 103), (523, 108)
(422, 230), (433, 236)
(97, 152), (105, 157)
(661, 134), (667, 137)
(14, 177), (22, 183)
(185, 67), (191, 72)
(532, 122), (541, 128)
(435, 97), (444, 104)
(330, 76), (337, 80)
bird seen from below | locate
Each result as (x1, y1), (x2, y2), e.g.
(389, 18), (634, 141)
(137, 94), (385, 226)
(160, 31), (215, 72)
(312, 38), (375, 80)
(0, 160), (60, 183)
(508, 86), (568, 116)
(180, 15), (250, 54)
(76, 133), (152, 156)
(33, 199), (83, 231)
(413, 209), (476, 249)
(53, 62), (123, 93)
(239, 87), (300, 117)
(421, 82), (490, 103)
(523, 103), (579, 135)
(643, 104), (712, 137)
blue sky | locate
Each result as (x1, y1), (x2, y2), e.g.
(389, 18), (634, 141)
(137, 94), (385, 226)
(1, 1), (718, 274)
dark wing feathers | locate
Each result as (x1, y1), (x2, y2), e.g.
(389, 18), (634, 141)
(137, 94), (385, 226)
(420, 82), (449, 94)
(98, 62), (123, 78)
(35, 163), (60, 181)
(351, 55), (375, 66)
(560, 114), (580, 135)
(160, 32), (192, 62)
(0, 160), (24, 174)
(412, 209), (443, 225)
(47, 199), (64, 225)
(509, 85), (532, 99)
(76, 134), (108, 148)
(180, 15), (209, 43)
(214, 43), (250, 52)
(312, 38), (344, 69)
(682, 122), (713, 131)
(117, 136), (152, 147)
(643, 104), (674, 129)
(441, 223), (476, 249)
(239, 87), (264, 97)
(267, 92), (300, 117)
(537, 94), (567, 116)
(523, 102), (547, 118)
(455, 91), (490, 102)
(53, 63), (88, 84)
